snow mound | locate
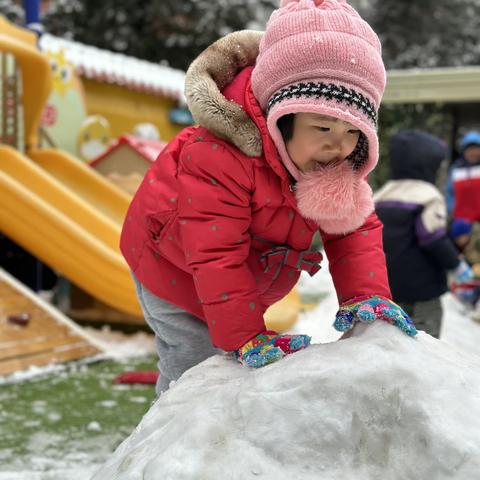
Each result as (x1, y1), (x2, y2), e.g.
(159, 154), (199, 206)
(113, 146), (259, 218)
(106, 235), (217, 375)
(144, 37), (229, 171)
(92, 322), (480, 480)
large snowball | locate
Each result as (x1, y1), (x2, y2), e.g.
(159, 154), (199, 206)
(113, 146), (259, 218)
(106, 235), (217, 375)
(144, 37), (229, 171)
(92, 321), (480, 480)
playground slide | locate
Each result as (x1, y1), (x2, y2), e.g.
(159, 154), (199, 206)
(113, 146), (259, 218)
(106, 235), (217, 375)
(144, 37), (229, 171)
(0, 144), (142, 317)
(28, 148), (131, 227)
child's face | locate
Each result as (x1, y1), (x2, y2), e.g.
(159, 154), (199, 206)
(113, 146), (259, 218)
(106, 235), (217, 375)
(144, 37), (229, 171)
(464, 145), (480, 165)
(454, 234), (470, 250)
(285, 112), (361, 173)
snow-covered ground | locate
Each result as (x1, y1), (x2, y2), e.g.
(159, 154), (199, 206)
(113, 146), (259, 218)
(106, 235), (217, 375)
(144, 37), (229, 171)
(2, 262), (480, 479)
(84, 326), (157, 360)
(90, 263), (480, 480)
(0, 328), (157, 480)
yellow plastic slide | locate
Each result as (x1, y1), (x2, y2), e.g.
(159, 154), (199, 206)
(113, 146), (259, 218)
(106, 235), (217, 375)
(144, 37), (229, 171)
(1, 17), (142, 318)
(28, 148), (131, 227)
(0, 144), (142, 316)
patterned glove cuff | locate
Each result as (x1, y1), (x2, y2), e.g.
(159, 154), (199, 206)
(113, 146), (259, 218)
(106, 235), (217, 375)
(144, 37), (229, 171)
(340, 294), (391, 307)
(237, 330), (278, 355)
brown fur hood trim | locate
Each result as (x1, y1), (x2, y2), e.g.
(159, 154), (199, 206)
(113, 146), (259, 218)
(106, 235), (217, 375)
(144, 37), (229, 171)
(184, 30), (264, 157)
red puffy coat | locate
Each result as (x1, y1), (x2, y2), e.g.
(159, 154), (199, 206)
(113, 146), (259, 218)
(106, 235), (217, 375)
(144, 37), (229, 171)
(120, 68), (391, 351)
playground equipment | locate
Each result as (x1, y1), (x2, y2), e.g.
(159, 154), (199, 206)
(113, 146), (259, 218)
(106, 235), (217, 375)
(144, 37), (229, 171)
(0, 144), (140, 316)
(89, 134), (165, 195)
(0, 268), (103, 376)
(0, 17), (142, 318)
(38, 33), (186, 153)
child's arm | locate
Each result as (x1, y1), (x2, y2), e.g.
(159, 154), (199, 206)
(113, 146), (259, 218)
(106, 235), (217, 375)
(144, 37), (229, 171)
(177, 138), (263, 352)
(320, 211), (391, 303)
(320, 212), (416, 336)
(177, 137), (314, 362)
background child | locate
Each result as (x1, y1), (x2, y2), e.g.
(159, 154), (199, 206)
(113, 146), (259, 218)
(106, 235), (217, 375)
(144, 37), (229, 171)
(120, 0), (415, 396)
(450, 219), (480, 267)
(375, 130), (472, 338)
(446, 130), (480, 218)
(449, 218), (480, 320)
(445, 131), (480, 320)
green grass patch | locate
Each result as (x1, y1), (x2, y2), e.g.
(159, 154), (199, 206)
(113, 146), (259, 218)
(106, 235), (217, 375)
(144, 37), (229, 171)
(0, 355), (157, 474)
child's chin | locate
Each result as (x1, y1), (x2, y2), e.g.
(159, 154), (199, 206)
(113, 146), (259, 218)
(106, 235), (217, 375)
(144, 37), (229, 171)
(311, 159), (345, 172)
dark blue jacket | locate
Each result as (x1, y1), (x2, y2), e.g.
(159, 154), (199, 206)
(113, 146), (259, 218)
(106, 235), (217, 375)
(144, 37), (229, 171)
(375, 130), (460, 302)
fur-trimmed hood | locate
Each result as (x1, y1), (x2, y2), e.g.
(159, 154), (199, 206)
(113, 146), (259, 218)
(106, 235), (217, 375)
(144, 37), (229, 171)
(184, 30), (263, 157)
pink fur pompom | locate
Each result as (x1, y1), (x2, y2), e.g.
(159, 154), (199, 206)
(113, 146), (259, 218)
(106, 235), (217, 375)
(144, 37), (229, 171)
(295, 161), (374, 234)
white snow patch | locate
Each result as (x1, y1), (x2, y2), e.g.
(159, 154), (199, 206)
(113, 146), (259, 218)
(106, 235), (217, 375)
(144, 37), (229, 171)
(47, 412), (62, 422)
(83, 326), (156, 360)
(98, 400), (118, 409)
(31, 400), (47, 414)
(87, 421), (102, 432)
(23, 420), (41, 428)
(128, 396), (148, 404)
(92, 321), (480, 480)
(0, 357), (98, 385)
(39, 34), (186, 102)
(0, 434), (112, 480)
(292, 257), (343, 344)
(440, 293), (480, 355)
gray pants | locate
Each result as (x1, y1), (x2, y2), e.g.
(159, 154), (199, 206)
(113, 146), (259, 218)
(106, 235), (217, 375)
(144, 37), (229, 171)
(397, 297), (443, 339)
(133, 275), (221, 395)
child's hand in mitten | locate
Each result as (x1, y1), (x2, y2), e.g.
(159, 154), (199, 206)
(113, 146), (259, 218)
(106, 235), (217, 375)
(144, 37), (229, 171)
(333, 295), (417, 337)
(235, 331), (311, 368)
(450, 259), (474, 285)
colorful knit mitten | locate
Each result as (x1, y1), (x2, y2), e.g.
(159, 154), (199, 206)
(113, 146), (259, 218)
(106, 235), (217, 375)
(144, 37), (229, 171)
(333, 295), (417, 337)
(450, 259), (474, 285)
(236, 330), (311, 368)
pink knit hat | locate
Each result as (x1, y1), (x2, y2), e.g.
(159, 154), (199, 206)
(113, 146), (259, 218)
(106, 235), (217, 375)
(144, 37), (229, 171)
(251, 0), (386, 180)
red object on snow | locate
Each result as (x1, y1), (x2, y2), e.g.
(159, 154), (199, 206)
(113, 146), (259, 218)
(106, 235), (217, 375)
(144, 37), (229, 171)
(113, 371), (159, 385)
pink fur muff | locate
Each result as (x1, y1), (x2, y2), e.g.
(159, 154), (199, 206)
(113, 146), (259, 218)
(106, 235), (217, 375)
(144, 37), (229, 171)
(295, 161), (374, 235)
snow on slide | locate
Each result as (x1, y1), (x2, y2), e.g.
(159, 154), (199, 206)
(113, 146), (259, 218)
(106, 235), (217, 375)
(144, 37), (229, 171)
(91, 321), (480, 480)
